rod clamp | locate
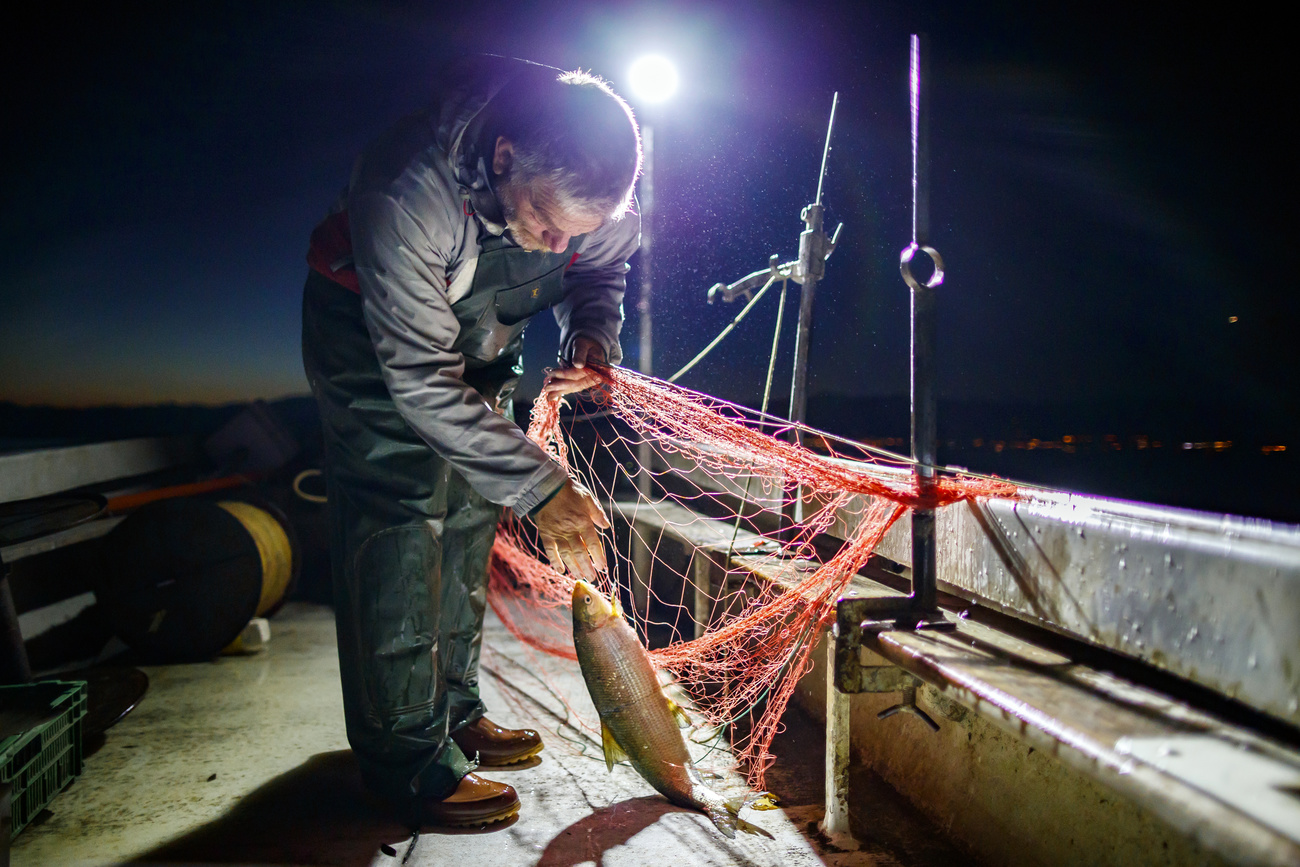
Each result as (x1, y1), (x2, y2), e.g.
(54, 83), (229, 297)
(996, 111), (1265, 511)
(796, 204), (843, 285)
(707, 217), (842, 302)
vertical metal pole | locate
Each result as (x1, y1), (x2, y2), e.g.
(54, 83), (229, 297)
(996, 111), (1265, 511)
(787, 207), (821, 444)
(808, 91), (856, 850)
(0, 564), (32, 684)
(638, 124), (655, 382)
(787, 204), (821, 531)
(819, 630), (858, 848)
(789, 94), (838, 537)
(690, 553), (711, 640)
(788, 93), (838, 443)
(908, 33), (940, 619)
(910, 36), (930, 259)
(632, 125), (656, 614)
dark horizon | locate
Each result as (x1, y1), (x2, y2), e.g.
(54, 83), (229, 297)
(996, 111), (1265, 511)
(4, 389), (1294, 524)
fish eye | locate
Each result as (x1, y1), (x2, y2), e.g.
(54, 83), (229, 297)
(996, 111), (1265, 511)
(583, 595), (591, 604)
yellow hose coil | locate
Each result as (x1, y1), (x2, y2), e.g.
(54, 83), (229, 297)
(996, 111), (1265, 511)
(217, 501), (293, 616)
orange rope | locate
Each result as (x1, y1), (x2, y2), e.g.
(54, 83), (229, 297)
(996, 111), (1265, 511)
(105, 476), (250, 513)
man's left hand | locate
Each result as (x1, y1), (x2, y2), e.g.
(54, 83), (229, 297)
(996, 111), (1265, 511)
(533, 478), (609, 582)
(542, 337), (606, 401)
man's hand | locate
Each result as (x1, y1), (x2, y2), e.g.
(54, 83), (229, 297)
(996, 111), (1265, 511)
(533, 478), (610, 583)
(542, 336), (606, 401)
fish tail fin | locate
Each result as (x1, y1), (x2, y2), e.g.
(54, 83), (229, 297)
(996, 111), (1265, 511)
(735, 817), (776, 839)
(711, 794), (776, 839)
(704, 805), (739, 839)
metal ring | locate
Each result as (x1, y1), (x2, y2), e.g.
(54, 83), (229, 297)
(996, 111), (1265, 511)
(899, 242), (945, 290)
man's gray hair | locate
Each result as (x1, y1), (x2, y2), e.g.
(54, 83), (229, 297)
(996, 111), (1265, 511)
(489, 67), (642, 222)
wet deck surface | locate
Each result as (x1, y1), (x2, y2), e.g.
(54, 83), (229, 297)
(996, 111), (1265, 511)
(12, 602), (972, 866)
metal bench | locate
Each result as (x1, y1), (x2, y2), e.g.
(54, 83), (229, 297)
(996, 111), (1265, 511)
(609, 493), (1300, 866)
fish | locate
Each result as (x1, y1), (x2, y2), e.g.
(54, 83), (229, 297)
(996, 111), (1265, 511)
(571, 578), (777, 839)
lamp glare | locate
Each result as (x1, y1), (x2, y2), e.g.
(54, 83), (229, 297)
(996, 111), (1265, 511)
(628, 55), (678, 103)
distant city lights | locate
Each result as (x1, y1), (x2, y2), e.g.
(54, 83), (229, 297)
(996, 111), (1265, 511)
(1181, 441), (1233, 451)
(851, 434), (1288, 456)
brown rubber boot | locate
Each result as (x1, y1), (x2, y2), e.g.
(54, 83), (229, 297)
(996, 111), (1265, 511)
(420, 772), (520, 827)
(451, 718), (544, 766)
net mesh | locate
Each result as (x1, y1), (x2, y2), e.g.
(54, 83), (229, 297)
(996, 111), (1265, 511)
(488, 365), (1018, 788)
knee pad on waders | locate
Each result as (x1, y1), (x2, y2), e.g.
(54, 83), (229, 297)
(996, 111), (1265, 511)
(351, 523), (445, 726)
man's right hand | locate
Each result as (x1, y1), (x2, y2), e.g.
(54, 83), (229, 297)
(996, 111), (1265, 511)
(541, 336), (606, 401)
(533, 479), (609, 583)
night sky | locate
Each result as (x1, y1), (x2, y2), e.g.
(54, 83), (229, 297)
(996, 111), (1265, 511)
(3, 2), (1294, 428)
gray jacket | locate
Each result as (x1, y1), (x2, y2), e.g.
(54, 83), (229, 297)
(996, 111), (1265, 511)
(345, 57), (640, 516)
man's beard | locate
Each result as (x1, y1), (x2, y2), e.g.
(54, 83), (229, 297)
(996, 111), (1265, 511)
(495, 176), (548, 252)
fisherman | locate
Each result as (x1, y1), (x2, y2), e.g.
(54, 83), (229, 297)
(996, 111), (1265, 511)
(300, 55), (641, 827)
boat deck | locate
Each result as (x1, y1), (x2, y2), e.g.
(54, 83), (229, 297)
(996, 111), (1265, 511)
(11, 602), (969, 867)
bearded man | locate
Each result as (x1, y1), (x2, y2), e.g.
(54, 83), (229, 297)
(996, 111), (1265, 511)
(301, 55), (640, 827)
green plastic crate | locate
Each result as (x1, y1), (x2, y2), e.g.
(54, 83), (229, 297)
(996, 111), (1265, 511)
(0, 680), (87, 839)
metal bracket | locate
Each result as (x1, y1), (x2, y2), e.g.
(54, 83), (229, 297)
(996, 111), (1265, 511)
(833, 595), (949, 733)
(837, 593), (956, 641)
(834, 597), (908, 693)
(707, 257), (783, 304)
(878, 683), (940, 732)
(705, 222), (843, 305)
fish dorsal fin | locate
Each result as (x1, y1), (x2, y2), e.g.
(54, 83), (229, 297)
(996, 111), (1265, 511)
(611, 596), (624, 620)
(601, 720), (628, 771)
(666, 697), (692, 728)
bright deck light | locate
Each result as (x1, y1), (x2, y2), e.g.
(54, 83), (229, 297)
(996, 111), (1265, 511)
(628, 55), (678, 103)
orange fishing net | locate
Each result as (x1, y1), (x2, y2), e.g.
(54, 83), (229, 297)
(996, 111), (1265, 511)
(488, 365), (1017, 788)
